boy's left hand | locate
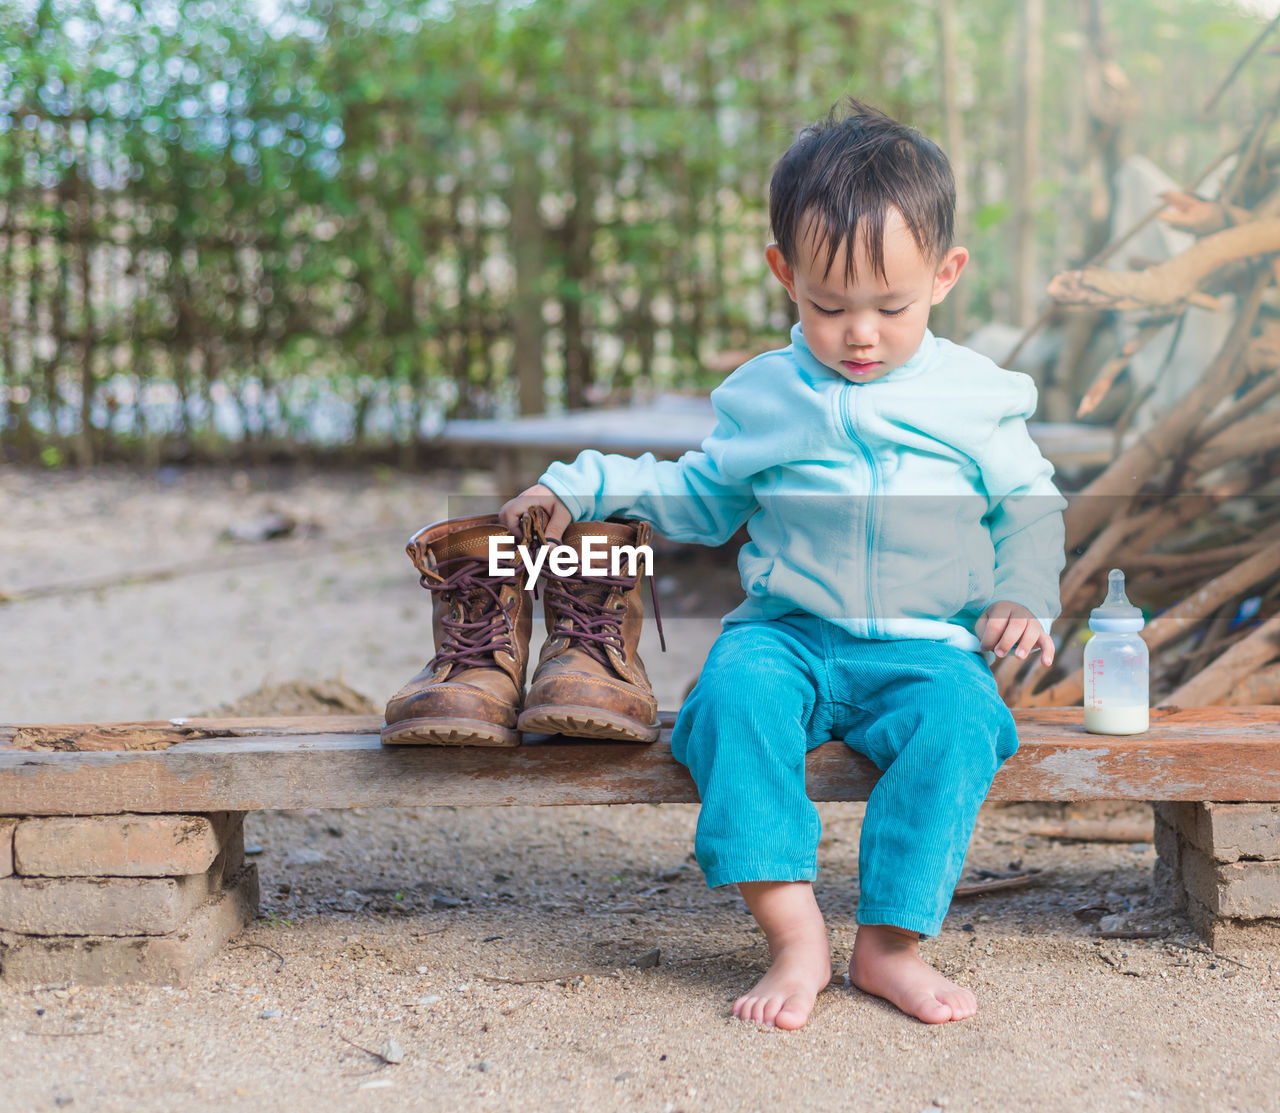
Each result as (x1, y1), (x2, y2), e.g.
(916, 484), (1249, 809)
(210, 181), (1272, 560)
(977, 601), (1055, 667)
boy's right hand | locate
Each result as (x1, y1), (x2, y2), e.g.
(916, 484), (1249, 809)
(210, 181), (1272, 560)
(499, 484), (572, 542)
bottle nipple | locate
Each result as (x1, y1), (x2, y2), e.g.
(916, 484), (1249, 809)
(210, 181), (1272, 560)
(1104, 569), (1131, 608)
(1089, 568), (1144, 632)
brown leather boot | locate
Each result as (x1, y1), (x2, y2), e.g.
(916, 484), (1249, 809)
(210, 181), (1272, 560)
(381, 513), (536, 747)
(517, 519), (662, 742)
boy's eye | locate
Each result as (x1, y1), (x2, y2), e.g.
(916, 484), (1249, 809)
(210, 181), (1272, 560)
(880, 305), (910, 317)
(812, 303), (842, 316)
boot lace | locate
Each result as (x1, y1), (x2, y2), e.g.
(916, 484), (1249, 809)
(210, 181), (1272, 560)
(541, 563), (666, 669)
(421, 557), (513, 671)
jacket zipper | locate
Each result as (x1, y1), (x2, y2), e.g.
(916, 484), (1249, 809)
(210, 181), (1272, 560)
(838, 386), (879, 631)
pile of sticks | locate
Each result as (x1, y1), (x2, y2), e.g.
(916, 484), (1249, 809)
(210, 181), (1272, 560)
(999, 83), (1280, 710)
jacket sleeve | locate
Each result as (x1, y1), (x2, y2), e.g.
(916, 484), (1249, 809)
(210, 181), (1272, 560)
(539, 414), (759, 547)
(976, 377), (1068, 632)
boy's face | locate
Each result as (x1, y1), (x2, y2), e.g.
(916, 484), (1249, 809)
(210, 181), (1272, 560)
(765, 208), (968, 384)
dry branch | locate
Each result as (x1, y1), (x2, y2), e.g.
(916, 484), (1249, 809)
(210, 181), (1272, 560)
(1029, 821), (1152, 843)
(1062, 273), (1268, 549)
(1001, 146), (1237, 368)
(1013, 78), (1280, 711)
(1219, 662), (1280, 705)
(1203, 11), (1280, 112)
(1195, 365), (1280, 446)
(1189, 410), (1280, 474)
(1158, 190), (1251, 236)
(1075, 319), (1173, 418)
(1165, 610), (1280, 706)
(1047, 220), (1280, 311)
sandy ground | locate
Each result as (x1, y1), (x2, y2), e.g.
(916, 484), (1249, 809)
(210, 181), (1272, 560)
(2, 466), (1279, 1113)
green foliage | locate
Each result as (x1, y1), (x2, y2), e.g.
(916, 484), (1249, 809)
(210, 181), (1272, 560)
(0, 0), (1272, 459)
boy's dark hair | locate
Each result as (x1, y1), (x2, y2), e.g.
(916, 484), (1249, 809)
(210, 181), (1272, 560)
(769, 98), (955, 282)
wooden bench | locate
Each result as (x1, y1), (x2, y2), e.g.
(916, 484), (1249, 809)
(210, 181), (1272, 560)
(2, 706), (1279, 984)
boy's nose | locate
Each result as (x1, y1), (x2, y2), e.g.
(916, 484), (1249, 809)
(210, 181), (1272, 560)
(845, 317), (878, 348)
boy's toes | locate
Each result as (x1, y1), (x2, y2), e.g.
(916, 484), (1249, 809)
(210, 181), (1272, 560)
(772, 994), (812, 1030)
(912, 993), (955, 1025)
(941, 987), (977, 1020)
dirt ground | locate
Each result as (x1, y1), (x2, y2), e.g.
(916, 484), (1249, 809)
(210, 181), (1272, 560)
(2, 466), (1278, 1113)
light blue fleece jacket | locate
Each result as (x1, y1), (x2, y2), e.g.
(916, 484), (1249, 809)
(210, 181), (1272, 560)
(541, 323), (1067, 652)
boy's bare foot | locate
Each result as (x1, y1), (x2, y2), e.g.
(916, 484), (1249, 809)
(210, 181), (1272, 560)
(849, 923), (976, 1024)
(734, 881), (833, 1030)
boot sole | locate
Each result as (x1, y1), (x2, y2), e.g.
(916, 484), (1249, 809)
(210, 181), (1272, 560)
(380, 717), (519, 747)
(516, 705), (660, 743)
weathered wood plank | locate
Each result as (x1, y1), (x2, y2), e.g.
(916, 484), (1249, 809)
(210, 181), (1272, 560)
(0, 707), (1278, 814)
(0, 715), (381, 750)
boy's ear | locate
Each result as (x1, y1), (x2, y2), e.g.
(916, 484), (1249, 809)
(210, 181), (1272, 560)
(765, 244), (799, 302)
(930, 246), (969, 305)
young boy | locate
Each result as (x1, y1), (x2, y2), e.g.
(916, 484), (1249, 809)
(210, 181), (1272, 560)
(499, 99), (1066, 1029)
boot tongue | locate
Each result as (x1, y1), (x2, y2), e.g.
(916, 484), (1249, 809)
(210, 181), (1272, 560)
(434, 526), (511, 628)
(433, 523), (507, 565)
(562, 520), (640, 548)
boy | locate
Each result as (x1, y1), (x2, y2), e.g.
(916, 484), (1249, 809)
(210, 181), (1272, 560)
(500, 99), (1066, 1029)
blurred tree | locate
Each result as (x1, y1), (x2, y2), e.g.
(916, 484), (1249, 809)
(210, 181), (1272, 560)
(0, 0), (1270, 462)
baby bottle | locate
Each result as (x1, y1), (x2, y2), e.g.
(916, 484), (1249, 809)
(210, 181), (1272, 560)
(1083, 568), (1149, 735)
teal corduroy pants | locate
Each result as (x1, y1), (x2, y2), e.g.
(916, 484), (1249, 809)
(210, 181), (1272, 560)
(670, 614), (1019, 936)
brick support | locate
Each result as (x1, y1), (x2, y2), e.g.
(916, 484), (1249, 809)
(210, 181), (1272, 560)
(13, 812), (241, 878)
(0, 864), (259, 986)
(1180, 853), (1280, 919)
(0, 819), (243, 937)
(1157, 801), (1280, 863)
(0, 818), (14, 879)
(0, 863), (221, 936)
(1153, 801), (1280, 945)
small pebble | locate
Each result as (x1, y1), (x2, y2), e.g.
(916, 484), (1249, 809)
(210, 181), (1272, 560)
(415, 995), (442, 1007)
(416, 966), (428, 975)
(476, 1061), (493, 1073)
(357, 1079), (393, 1091)
(260, 1009), (282, 1019)
(432, 894), (461, 910)
(379, 1040), (405, 1064)
(631, 947), (661, 969)
(245, 845), (265, 856)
